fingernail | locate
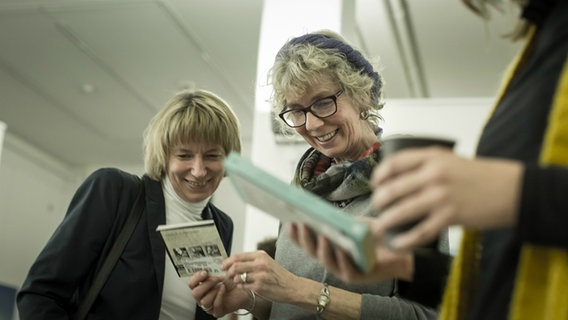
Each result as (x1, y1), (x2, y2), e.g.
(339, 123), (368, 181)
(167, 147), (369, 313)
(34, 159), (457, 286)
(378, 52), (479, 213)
(375, 189), (385, 201)
(387, 235), (401, 250)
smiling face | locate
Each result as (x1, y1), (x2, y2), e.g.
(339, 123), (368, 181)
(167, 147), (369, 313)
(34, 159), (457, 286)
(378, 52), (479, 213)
(285, 81), (377, 162)
(166, 141), (226, 203)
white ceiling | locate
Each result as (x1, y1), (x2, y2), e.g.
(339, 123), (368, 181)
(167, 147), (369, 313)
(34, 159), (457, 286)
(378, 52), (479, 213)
(0, 0), (522, 168)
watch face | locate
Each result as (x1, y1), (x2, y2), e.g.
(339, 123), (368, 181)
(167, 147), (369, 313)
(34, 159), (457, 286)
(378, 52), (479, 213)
(317, 283), (330, 313)
(318, 295), (330, 305)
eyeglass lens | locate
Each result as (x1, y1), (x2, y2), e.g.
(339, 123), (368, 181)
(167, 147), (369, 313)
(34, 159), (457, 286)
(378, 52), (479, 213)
(282, 97), (337, 127)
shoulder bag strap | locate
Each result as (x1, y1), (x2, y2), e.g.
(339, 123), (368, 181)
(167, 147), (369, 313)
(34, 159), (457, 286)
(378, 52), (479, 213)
(73, 181), (146, 320)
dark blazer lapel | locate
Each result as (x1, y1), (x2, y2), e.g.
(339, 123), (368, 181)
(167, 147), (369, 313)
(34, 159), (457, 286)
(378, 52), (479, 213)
(143, 176), (167, 295)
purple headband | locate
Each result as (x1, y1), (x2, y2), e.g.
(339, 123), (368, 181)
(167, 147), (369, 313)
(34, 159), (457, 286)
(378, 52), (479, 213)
(284, 33), (381, 103)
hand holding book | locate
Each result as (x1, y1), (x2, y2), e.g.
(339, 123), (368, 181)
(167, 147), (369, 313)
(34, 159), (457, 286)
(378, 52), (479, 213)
(223, 152), (376, 273)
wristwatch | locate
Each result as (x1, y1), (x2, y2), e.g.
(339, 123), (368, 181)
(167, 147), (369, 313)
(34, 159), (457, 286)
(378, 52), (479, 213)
(316, 283), (330, 314)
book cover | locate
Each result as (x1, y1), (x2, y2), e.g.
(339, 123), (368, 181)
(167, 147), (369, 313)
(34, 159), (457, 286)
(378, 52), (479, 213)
(156, 220), (227, 277)
(223, 152), (376, 273)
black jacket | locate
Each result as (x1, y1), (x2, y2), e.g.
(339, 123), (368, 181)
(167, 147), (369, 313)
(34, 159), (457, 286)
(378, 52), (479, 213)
(468, 1), (568, 319)
(17, 168), (233, 319)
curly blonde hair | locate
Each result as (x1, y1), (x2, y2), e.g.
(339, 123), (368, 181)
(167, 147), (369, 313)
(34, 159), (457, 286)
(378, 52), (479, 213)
(268, 30), (384, 133)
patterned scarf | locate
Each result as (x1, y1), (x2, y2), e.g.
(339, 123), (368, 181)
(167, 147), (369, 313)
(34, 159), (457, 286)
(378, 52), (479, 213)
(292, 131), (381, 207)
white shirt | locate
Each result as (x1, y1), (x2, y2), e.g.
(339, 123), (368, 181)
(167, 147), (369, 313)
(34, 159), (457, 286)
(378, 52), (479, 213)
(159, 176), (210, 320)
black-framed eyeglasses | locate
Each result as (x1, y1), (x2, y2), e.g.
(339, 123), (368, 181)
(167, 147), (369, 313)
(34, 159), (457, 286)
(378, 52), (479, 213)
(278, 89), (344, 128)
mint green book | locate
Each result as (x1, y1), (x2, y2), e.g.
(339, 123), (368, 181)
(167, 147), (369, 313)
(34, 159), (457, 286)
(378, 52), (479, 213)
(224, 152), (376, 273)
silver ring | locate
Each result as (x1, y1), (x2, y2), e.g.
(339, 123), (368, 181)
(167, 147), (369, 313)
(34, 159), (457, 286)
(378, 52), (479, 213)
(240, 272), (248, 284)
(201, 305), (213, 312)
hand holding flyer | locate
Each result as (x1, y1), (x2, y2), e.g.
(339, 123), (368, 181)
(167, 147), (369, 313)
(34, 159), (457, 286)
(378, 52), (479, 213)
(156, 220), (227, 277)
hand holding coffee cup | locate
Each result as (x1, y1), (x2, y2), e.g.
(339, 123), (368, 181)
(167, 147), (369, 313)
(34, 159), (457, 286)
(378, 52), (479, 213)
(378, 134), (455, 250)
(380, 134), (455, 160)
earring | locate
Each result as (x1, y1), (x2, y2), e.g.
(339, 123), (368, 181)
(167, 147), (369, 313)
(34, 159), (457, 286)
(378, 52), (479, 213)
(360, 110), (370, 120)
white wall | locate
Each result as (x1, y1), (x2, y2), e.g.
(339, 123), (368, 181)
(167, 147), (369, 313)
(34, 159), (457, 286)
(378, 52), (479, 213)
(381, 98), (494, 158)
(0, 134), (82, 288)
(0, 121), (5, 167)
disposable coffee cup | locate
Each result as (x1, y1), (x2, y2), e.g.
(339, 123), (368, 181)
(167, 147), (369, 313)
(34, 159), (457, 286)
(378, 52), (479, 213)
(379, 135), (455, 250)
(380, 135), (455, 160)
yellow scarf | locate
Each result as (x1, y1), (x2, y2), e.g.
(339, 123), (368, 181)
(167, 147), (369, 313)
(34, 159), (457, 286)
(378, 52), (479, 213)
(439, 27), (568, 320)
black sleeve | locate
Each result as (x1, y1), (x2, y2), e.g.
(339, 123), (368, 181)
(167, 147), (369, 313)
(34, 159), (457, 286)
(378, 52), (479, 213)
(397, 250), (453, 309)
(518, 164), (568, 247)
(16, 168), (140, 319)
(207, 204), (234, 256)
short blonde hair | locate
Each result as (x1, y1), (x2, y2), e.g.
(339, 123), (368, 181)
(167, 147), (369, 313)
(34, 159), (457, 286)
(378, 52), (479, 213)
(143, 89), (241, 180)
